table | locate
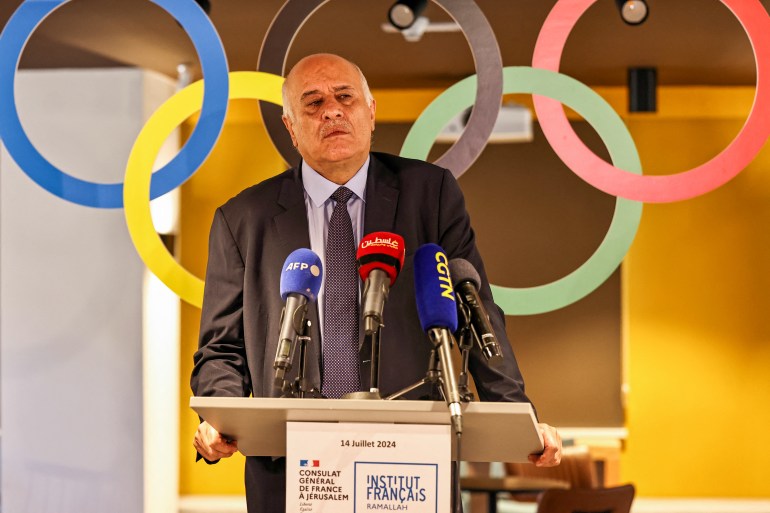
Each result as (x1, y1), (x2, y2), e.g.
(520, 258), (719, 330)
(461, 476), (570, 513)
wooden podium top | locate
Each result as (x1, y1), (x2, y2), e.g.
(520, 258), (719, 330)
(190, 396), (543, 462)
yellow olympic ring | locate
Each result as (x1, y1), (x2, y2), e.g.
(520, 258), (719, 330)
(124, 71), (285, 307)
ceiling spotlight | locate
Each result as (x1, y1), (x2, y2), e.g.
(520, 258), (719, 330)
(615, 0), (648, 25)
(388, 0), (428, 30)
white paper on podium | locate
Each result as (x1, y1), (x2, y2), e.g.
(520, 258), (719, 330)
(286, 422), (451, 513)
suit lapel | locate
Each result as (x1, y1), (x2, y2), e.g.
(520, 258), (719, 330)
(274, 168), (311, 251)
(272, 168), (323, 388)
(364, 155), (399, 235)
(359, 156), (400, 385)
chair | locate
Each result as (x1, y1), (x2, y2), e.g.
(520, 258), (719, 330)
(535, 484), (635, 513)
(461, 446), (604, 513)
(462, 475), (569, 513)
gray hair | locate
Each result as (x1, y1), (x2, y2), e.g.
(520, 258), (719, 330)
(282, 61), (374, 123)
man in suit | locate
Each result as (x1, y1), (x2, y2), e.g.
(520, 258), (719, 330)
(192, 53), (562, 512)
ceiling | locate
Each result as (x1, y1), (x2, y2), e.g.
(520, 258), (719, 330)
(1, 0), (767, 89)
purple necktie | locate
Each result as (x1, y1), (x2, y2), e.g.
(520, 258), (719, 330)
(321, 186), (361, 398)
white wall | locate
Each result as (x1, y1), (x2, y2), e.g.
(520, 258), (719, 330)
(1, 68), (176, 513)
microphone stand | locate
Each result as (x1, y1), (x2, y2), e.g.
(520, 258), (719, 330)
(386, 338), (466, 513)
(384, 349), (441, 400)
(345, 325), (384, 399)
(455, 302), (476, 402)
(370, 326), (382, 395)
(345, 267), (391, 400)
(385, 330), (471, 413)
(280, 319), (322, 398)
(430, 329), (465, 513)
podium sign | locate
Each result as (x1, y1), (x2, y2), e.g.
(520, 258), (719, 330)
(286, 422), (451, 513)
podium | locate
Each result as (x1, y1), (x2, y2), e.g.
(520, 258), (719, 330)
(190, 396), (543, 462)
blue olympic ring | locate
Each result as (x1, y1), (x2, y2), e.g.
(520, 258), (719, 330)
(0, 0), (229, 208)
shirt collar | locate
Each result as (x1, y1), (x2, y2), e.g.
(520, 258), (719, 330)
(302, 155), (370, 209)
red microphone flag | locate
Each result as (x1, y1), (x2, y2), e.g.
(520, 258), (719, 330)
(356, 232), (406, 286)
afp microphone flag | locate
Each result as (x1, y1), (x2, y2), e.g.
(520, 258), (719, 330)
(413, 243), (458, 333)
(280, 248), (323, 301)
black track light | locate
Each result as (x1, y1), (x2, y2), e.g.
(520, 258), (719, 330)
(388, 0), (428, 30)
(615, 0), (648, 25)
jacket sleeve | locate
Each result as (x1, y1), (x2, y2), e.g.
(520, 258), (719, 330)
(436, 168), (533, 406)
(191, 207), (253, 399)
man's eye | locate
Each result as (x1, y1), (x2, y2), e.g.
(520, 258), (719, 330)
(306, 99), (322, 107)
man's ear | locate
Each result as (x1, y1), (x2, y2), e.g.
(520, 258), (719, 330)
(282, 115), (298, 147)
(369, 99), (376, 131)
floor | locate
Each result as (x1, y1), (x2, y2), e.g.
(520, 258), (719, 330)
(179, 495), (770, 513)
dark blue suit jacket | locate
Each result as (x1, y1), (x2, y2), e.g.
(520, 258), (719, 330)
(191, 152), (530, 512)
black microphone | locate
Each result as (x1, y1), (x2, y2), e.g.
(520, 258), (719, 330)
(449, 258), (503, 367)
(274, 249), (323, 387)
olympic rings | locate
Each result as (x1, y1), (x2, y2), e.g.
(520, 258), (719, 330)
(4, 2), (769, 312)
(124, 71), (284, 307)
(401, 67), (643, 315)
(0, 0), (229, 208)
(256, 0), (503, 179)
(532, 0), (770, 203)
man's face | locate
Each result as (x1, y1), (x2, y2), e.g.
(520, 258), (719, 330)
(282, 55), (376, 174)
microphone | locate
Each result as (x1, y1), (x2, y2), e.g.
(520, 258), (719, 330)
(449, 258), (504, 367)
(274, 248), (323, 387)
(413, 243), (463, 434)
(356, 232), (406, 334)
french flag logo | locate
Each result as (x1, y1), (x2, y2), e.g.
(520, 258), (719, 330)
(300, 459), (320, 467)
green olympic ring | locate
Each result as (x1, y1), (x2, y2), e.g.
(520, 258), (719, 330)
(401, 66), (643, 315)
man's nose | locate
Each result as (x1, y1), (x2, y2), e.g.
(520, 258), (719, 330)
(322, 102), (344, 119)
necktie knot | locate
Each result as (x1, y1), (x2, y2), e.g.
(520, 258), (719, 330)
(331, 186), (354, 205)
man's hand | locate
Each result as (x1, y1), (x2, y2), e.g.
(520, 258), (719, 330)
(194, 421), (239, 462)
(528, 423), (562, 467)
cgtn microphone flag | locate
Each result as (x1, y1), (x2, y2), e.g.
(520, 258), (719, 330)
(413, 243), (458, 332)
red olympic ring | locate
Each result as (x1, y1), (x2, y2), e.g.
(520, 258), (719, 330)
(532, 0), (770, 203)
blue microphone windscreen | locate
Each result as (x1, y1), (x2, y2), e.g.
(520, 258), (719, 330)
(413, 243), (458, 332)
(280, 248), (323, 302)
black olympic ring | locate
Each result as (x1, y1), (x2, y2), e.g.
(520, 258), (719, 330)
(256, 0), (503, 178)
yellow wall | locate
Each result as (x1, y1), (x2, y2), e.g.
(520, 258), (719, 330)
(179, 101), (286, 495)
(179, 88), (770, 497)
(619, 113), (770, 496)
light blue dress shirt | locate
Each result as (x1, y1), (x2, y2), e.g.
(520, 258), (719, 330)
(301, 156), (369, 341)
